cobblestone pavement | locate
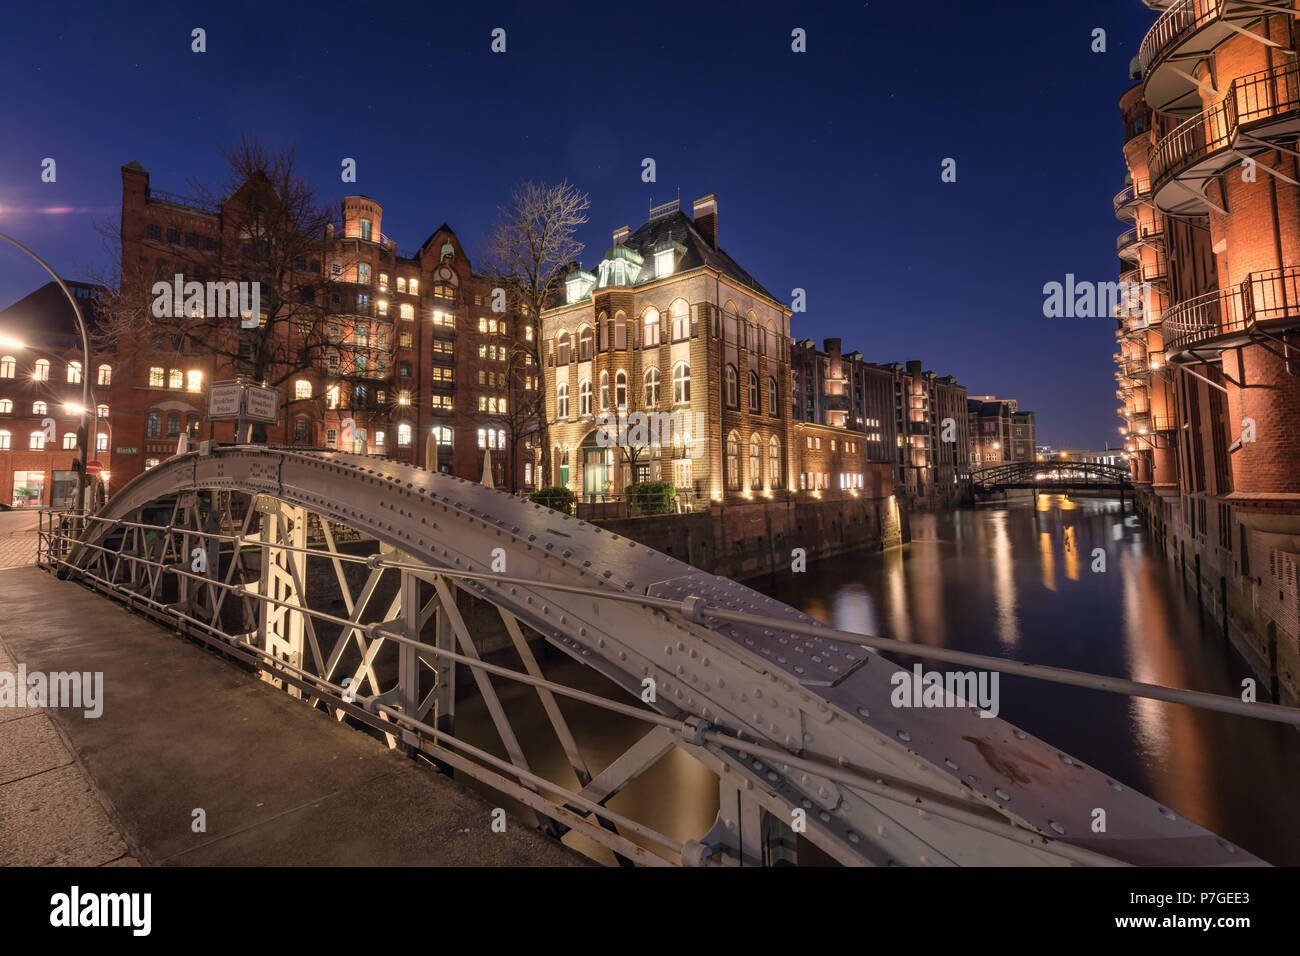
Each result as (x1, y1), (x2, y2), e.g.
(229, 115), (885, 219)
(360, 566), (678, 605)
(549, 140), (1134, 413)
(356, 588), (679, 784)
(0, 511), (39, 570)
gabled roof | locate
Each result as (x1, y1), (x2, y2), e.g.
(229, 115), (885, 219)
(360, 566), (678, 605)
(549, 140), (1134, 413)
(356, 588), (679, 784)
(621, 210), (778, 303)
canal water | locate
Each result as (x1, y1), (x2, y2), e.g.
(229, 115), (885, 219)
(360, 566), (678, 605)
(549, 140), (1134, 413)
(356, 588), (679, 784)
(450, 494), (1300, 865)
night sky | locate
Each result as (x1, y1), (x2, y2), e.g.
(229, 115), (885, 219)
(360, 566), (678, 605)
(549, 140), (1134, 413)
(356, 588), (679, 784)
(0, 0), (1155, 449)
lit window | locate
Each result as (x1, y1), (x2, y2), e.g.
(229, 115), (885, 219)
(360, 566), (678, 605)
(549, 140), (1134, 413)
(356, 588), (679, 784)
(149, 366), (164, 387)
(379, 272), (388, 289)
(578, 325), (593, 360)
(144, 458), (160, 470)
(557, 383), (569, 419)
(326, 428), (337, 448)
(97, 364), (112, 385)
(0, 399), (10, 413)
(67, 360), (82, 383)
(432, 426), (453, 446)
(398, 389), (411, 406)
(295, 380), (311, 400)
(169, 369), (182, 389)
(32, 401), (46, 415)
(726, 431), (741, 491)
(400, 303), (414, 320)
(97, 404), (109, 418)
(644, 368), (660, 408)
(0, 356), (14, 378)
(326, 386), (339, 409)
(0, 430), (9, 450)
(397, 422), (412, 447)
(670, 299), (689, 340)
(375, 430), (385, 447)
(579, 379), (592, 416)
(643, 309), (660, 347)
(33, 359), (49, 381)
(377, 300), (388, 316)
(360, 219), (372, 241)
(673, 363), (690, 404)
(187, 370), (202, 392)
(655, 249), (674, 278)
(62, 432), (77, 450)
(725, 365), (738, 406)
(408, 279), (419, 295)
(615, 371), (627, 409)
(599, 371), (609, 410)
(556, 332), (571, 365)
(30, 430), (45, 449)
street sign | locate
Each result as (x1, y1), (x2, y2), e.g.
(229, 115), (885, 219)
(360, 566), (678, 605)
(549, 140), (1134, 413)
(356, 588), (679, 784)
(85, 460), (102, 476)
(243, 383), (280, 424)
(207, 381), (243, 420)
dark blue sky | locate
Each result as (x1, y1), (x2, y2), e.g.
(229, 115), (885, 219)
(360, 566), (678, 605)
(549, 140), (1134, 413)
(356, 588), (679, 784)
(0, 0), (1154, 448)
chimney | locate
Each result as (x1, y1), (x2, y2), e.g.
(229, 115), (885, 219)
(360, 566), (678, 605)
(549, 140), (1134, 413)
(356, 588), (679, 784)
(613, 225), (630, 247)
(693, 194), (718, 250)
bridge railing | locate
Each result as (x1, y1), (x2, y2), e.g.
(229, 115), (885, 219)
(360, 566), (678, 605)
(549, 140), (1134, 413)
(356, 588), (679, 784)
(35, 498), (1295, 867)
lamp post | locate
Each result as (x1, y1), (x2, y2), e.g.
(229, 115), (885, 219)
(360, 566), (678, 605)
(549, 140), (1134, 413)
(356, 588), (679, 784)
(0, 232), (95, 513)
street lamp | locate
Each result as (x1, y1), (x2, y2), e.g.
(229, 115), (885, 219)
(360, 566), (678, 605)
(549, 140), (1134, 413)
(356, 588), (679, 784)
(0, 232), (95, 512)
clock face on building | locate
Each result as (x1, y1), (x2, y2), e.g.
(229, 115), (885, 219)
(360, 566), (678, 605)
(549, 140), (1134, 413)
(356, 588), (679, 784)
(437, 266), (453, 281)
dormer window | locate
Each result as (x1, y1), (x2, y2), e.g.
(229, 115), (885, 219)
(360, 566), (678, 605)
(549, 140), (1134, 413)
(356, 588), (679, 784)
(615, 260), (626, 285)
(655, 248), (674, 278)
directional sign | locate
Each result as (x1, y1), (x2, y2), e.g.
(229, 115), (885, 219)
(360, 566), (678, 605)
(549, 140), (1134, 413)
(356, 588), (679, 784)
(243, 383), (280, 424)
(207, 381), (243, 420)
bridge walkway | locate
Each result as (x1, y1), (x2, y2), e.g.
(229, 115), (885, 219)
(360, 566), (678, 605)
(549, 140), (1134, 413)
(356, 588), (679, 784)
(0, 566), (588, 867)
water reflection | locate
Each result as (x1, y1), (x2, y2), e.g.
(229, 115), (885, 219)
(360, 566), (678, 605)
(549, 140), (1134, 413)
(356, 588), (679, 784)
(766, 496), (1300, 865)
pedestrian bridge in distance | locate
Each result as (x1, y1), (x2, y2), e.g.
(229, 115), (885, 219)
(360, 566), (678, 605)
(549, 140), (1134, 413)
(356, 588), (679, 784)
(35, 443), (1277, 867)
(971, 460), (1133, 497)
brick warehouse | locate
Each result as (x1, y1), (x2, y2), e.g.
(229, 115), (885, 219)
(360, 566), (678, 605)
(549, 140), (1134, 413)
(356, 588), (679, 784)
(111, 161), (536, 491)
(0, 280), (111, 508)
(1119, 0), (1300, 702)
(541, 195), (798, 504)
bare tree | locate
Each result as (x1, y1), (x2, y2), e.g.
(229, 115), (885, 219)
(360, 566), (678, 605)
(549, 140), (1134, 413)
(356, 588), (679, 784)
(482, 180), (590, 486)
(94, 135), (380, 442)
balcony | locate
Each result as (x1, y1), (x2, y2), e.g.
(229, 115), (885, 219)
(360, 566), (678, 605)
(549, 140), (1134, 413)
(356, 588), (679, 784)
(1151, 61), (1300, 215)
(1122, 355), (1150, 379)
(1164, 267), (1300, 359)
(1140, 0), (1280, 114)
(1117, 227), (1141, 261)
(1152, 414), (1178, 431)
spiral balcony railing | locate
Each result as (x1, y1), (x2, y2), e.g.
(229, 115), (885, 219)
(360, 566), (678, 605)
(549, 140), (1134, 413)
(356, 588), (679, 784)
(1152, 414), (1178, 431)
(1117, 227), (1141, 260)
(1140, 0), (1292, 114)
(1151, 61), (1300, 215)
(1164, 267), (1300, 358)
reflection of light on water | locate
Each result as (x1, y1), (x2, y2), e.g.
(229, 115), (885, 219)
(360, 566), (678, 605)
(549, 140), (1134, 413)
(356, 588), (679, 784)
(884, 547), (911, 642)
(830, 582), (878, 638)
(1063, 525), (1080, 581)
(1120, 548), (1169, 765)
(911, 533), (946, 647)
(988, 511), (1019, 648)
(1038, 531), (1056, 591)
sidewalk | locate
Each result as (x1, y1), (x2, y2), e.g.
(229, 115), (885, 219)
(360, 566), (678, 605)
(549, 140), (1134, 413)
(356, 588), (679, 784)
(0, 510), (38, 570)
(0, 566), (589, 867)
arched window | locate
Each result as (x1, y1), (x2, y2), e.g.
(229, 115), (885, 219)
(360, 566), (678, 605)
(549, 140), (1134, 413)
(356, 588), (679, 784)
(557, 332), (571, 365)
(166, 412), (180, 437)
(0, 356), (14, 378)
(599, 371), (609, 410)
(768, 377), (778, 416)
(33, 359), (49, 381)
(67, 360), (82, 383)
(748, 371), (759, 411)
(97, 364), (112, 386)
(643, 308), (660, 347)
(579, 379), (592, 416)
(96, 432), (109, 452)
(749, 434), (762, 490)
(30, 430), (45, 449)
(62, 432), (77, 450)
(726, 430), (741, 491)
(725, 365), (738, 407)
(670, 299), (689, 340)
(97, 404), (109, 418)
(32, 401), (46, 415)
(765, 320), (778, 359)
(768, 436), (781, 487)
(597, 313), (608, 351)
(615, 370), (627, 409)
(673, 362), (690, 404)
(0, 430), (9, 450)
(293, 419), (310, 445)
(0, 399), (10, 413)
(578, 325), (593, 361)
(431, 425), (453, 446)
(295, 379), (311, 399)
(397, 422), (413, 447)
(557, 382), (569, 419)
(644, 368), (661, 408)
(613, 312), (627, 350)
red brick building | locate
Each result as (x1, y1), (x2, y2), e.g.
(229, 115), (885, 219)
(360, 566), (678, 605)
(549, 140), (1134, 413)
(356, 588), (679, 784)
(0, 280), (111, 508)
(112, 162), (536, 490)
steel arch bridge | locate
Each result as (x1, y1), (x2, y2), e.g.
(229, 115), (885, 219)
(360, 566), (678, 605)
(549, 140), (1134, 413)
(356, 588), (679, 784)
(972, 460), (1133, 495)
(37, 443), (1260, 867)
